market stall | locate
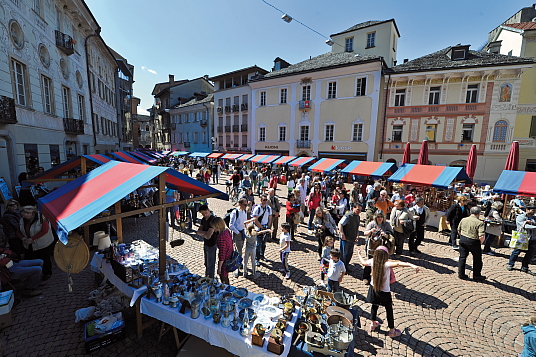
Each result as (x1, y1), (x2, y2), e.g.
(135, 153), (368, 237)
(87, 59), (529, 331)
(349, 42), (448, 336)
(207, 153), (225, 159)
(308, 158), (344, 173)
(189, 152), (210, 158)
(288, 157), (315, 167)
(273, 156), (296, 165)
(388, 164), (472, 228)
(259, 155), (280, 164)
(493, 170), (536, 197)
(110, 152), (147, 165)
(250, 155), (268, 163)
(130, 151), (158, 164)
(340, 160), (396, 178)
(237, 154), (254, 161)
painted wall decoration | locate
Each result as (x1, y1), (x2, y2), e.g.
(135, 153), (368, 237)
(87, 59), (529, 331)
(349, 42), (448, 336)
(499, 83), (512, 102)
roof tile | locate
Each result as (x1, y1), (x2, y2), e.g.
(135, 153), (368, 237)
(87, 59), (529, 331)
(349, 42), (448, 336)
(504, 22), (536, 30)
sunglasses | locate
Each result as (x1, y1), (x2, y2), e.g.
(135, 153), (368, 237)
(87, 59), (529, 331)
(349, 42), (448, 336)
(262, 199), (268, 202)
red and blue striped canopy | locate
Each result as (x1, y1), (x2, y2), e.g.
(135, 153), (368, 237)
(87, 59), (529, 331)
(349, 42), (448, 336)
(260, 155), (280, 164)
(189, 152), (210, 157)
(341, 161), (396, 177)
(250, 155), (268, 163)
(130, 151), (157, 163)
(222, 153), (243, 160)
(110, 151), (147, 164)
(308, 158), (344, 172)
(85, 154), (113, 165)
(274, 156), (296, 165)
(289, 157), (315, 167)
(388, 164), (471, 189)
(31, 155), (110, 182)
(207, 153), (224, 159)
(237, 154), (254, 161)
(38, 161), (228, 244)
(493, 170), (536, 197)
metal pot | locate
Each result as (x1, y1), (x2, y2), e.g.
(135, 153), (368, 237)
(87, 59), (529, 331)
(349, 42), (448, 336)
(190, 299), (201, 319)
(328, 320), (353, 351)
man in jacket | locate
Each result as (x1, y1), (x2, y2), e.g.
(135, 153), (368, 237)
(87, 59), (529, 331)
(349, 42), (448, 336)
(267, 188), (281, 242)
(457, 206), (486, 281)
(507, 205), (536, 275)
(0, 248), (44, 296)
(229, 198), (248, 277)
(446, 196), (469, 250)
(338, 205), (362, 268)
(252, 195), (272, 262)
(408, 197), (430, 255)
(349, 182), (361, 208)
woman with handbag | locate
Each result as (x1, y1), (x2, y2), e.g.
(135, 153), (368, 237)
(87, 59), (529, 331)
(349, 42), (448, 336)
(356, 245), (420, 338)
(285, 193), (301, 241)
(363, 210), (395, 283)
(213, 217), (233, 285)
(483, 201), (503, 255)
(333, 190), (349, 224)
(389, 200), (412, 257)
(17, 206), (55, 279)
(313, 207), (337, 258)
(306, 185), (323, 232)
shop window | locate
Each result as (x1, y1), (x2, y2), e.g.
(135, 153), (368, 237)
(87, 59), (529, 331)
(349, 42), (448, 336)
(24, 144), (39, 175)
(49, 145), (60, 166)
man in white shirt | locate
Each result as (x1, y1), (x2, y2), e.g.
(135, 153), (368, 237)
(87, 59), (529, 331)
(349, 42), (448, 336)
(298, 178), (308, 224)
(252, 195), (273, 262)
(229, 198), (248, 277)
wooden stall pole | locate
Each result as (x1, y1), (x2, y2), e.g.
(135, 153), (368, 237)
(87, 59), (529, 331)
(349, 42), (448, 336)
(158, 172), (167, 278)
(115, 202), (123, 243)
(81, 156), (87, 175)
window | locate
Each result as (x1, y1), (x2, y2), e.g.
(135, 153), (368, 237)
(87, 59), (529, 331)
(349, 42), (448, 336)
(62, 86), (71, 118)
(259, 127), (266, 141)
(302, 85), (311, 101)
(392, 125), (403, 142)
(197, 112), (202, 122)
(24, 144), (39, 175)
(242, 135), (247, 147)
(394, 89), (406, 107)
(11, 59), (28, 106)
(98, 79), (103, 99)
(193, 132), (199, 143)
(462, 124), (474, 142)
(345, 37), (354, 52)
(34, 0), (43, 17)
(425, 124), (437, 142)
(352, 123), (363, 141)
(466, 84), (478, 103)
(325, 125), (334, 141)
(260, 91), (266, 106)
(327, 82), (337, 99)
(366, 32), (376, 48)
(41, 75), (53, 114)
(279, 126), (286, 141)
(178, 132), (182, 143)
(242, 94), (248, 105)
(202, 131), (207, 143)
(77, 95), (85, 122)
(493, 120), (508, 142)
(233, 96), (239, 105)
(280, 88), (287, 104)
(356, 77), (367, 96)
(300, 126), (309, 141)
(429, 86), (440, 105)
(49, 145), (60, 166)
(218, 98), (223, 107)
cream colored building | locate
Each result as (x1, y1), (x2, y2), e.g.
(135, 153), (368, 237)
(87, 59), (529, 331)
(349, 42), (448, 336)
(249, 20), (399, 161)
(382, 45), (533, 183)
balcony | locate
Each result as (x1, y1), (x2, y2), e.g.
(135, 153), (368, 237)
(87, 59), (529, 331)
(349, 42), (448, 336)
(296, 140), (311, 148)
(217, 107), (223, 115)
(224, 106), (231, 113)
(233, 143), (239, 148)
(241, 124), (248, 132)
(63, 118), (84, 135)
(184, 142), (191, 148)
(0, 95), (17, 124)
(386, 103), (486, 117)
(485, 143), (509, 152)
(241, 103), (248, 111)
(225, 125), (231, 132)
(232, 104), (239, 112)
(171, 123), (177, 130)
(55, 30), (74, 56)
(232, 124), (239, 132)
(217, 126), (223, 133)
(200, 120), (207, 128)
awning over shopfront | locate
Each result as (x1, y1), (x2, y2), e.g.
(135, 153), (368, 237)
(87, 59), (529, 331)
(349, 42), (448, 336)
(289, 157), (316, 167)
(189, 152), (210, 157)
(207, 153), (224, 159)
(341, 161), (396, 177)
(492, 170), (536, 197)
(110, 152), (147, 164)
(237, 154), (254, 161)
(170, 151), (189, 157)
(84, 154), (112, 165)
(308, 158), (344, 172)
(388, 164), (471, 189)
(222, 153), (243, 160)
(148, 151), (166, 158)
(38, 161), (228, 244)
(259, 155), (280, 164)
(274, 156), (296, 165)
(250, 155), (268, 163)
(30, 155), (109, 182)
(129, 151), (157, 163)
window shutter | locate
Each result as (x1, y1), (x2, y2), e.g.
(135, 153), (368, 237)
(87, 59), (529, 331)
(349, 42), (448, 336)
(530, 116), (536, 138)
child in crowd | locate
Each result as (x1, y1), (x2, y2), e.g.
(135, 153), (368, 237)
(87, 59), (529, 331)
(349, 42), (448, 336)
(365, 199), (378, 225)
(319, 237), (335, 287)
(327, 248), (345, 292)
(243, 222), (271, 279)
(279, 222), (292, 279)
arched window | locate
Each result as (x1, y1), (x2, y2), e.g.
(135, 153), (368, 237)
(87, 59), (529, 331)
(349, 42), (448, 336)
(493, 120), (508, 142)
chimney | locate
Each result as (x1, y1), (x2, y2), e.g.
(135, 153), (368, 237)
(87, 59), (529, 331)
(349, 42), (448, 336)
(203, 75), (209, 80)
(169, 74), (174, 84)
(403, 59), (409, 63)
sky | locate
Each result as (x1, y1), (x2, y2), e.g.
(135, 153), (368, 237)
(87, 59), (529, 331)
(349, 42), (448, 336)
(87, 0), (531, 115)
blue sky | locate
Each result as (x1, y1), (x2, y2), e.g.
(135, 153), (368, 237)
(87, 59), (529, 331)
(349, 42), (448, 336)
(87, 0), (531, 114)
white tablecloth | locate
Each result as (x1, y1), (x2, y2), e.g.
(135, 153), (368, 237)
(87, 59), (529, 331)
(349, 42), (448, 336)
(91, 253), (297, 357)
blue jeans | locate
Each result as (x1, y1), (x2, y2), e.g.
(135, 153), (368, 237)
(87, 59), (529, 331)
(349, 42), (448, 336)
(280, 251), (290, 274)
(9, 259), (43, 289)
(327, 279), (340, 293)
(256, 233), (268, 260)
(204, 244), (217, 278)
(450, 223), (459, 246)
(308, 210), (316, 230)
(508, 239), (536, 269)
(340, 240), (355, 267)
(483, 233), (496, 253)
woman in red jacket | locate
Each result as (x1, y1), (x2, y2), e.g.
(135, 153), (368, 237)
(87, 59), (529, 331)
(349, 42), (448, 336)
(285, 193), (301, 241)
(306, 184), (323, 231)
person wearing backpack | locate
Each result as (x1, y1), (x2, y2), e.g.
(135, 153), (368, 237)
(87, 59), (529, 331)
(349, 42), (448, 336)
(252, 195), (272, 263)
(229, 198), (248, 277)
(408, 197), (430, 256)
(389, 200), (413, 257)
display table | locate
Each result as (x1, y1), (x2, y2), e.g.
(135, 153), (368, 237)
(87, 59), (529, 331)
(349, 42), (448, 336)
(427, 210), (446, 229)
(90, 253), (298, 357)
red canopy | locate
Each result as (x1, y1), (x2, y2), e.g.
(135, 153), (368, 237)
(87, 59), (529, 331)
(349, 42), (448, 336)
(417, 140), (429, 165)
(504, 141), (519, 171)
(466, 144), (477, 180)
(402, 142), (411, 164)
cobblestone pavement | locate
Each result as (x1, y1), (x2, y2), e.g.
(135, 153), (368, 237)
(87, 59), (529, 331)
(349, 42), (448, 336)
(1, 172), (535, 356)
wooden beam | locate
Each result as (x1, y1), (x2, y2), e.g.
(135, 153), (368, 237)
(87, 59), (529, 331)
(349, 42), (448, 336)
(158, 172), (167, 278)
(81, 156), (87, 175)
(79, 193), (221, 227)
(115, 202), (123, 243)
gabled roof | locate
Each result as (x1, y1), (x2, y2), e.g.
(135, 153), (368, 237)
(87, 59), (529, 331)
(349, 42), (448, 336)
(151, 79), (189, 96)
(392, 46), (534, 74)
(173, 93), (214, 109)
(330, 19), (400, 38)
(261, 52), (383, 80)
(503, 22), (536, 30)
(209, 66), (268, 81)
